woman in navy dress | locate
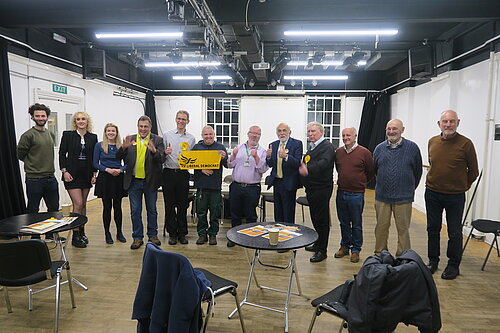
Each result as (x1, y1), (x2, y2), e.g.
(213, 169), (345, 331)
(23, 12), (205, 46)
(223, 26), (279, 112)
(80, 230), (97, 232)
(93, 123), (127, 244)
(59, 111), (97, 248)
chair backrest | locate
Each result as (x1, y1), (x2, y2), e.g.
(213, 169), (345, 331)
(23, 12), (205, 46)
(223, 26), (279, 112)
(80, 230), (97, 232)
(0, 239), (51, 283)
(223, 174), (233, 183)
(132, 243), (210, 333)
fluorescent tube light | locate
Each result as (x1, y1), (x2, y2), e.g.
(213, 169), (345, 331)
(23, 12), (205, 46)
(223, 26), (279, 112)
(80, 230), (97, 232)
(95, 32), (183, 39)
(284, 30), (398, 36)
(208, 75), (232, 80)
(172, 76), (203, 80)
(287, 60), (367, 67)
(144, 61), (220, 68)
(283, 75), (348, 80)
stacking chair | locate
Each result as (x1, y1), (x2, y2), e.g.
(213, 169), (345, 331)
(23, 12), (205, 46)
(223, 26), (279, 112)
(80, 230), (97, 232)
(0, 239), (76, 333)
(296, 196), (309, 223)
(221, 174), (234, 223)
(259, 177), (274, 222)
(463, 219), (500, 270)
(307, 282), (351, 333)
(196, 268), (247, 333)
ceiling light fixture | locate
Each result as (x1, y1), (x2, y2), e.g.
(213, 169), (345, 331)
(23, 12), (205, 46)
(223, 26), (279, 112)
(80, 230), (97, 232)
(287, 60), (367, 67)
(283, 75), (348, 80)
(95, 32), (183, 39)
(144, 61), (221, 68)
(208, 75), (232, 80)
(284, 30), (398, 36)
(172, 75), (203, 80)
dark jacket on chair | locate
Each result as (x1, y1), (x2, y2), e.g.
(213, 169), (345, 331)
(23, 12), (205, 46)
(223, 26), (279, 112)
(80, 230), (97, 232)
(132, 243), (210, 333)
(347, 250), (441, 333)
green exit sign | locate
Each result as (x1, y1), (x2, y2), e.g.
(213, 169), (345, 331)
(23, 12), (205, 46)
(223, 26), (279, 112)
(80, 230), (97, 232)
(52, 84), (67, 94)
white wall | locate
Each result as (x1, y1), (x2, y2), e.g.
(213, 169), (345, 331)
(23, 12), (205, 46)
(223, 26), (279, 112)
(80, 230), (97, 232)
(390, 52), (500, 246)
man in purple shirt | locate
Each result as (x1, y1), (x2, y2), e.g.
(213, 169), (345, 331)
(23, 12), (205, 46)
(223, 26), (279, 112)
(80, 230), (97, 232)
(226, 125), (269, 247)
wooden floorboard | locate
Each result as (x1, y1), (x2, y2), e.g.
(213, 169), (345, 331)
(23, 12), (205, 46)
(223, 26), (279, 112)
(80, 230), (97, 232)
(1, 189), (499, 332)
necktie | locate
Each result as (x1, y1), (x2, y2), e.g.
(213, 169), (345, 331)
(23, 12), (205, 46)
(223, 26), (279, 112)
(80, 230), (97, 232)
(277, 142), (285, 178)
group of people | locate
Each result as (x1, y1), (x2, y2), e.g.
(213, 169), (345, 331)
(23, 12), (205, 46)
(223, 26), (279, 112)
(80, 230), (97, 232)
(17, 103), (478, 280)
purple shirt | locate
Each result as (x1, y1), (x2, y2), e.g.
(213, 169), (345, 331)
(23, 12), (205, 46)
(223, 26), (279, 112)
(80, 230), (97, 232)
(228, 142), (269, 184)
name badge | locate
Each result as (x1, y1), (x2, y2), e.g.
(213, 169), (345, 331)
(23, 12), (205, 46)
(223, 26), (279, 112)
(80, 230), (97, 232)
(244, 160), (250, 167)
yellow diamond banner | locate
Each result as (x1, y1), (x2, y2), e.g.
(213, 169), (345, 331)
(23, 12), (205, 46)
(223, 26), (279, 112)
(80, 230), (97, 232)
(178, 150), (222, 169)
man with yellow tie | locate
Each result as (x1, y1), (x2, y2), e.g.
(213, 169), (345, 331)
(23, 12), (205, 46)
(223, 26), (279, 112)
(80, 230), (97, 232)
(266, 123), (303, 223)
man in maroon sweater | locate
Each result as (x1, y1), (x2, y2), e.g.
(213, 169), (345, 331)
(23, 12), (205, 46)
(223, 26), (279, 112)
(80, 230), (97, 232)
(334, 127), (375, 263)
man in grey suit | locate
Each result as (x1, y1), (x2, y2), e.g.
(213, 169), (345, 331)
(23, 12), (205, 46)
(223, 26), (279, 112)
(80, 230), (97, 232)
(117, 115), (165, 250)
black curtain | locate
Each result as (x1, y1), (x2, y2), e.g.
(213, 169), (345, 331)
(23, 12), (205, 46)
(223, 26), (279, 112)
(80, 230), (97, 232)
(358, 92), (391, 189)
(145, 90), (158, 135)
(0, 38), (26, 220)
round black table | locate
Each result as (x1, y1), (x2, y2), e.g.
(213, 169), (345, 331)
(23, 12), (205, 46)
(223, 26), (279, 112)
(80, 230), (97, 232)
(0, 212), (87, 237)
(0, 212), (89, 291)
(227, 222), (318, 251)
(227, 222), (318, 333)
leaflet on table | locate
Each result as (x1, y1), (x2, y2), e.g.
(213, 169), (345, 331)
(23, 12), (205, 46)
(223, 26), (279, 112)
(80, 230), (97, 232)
(237, 225), (269, 237)
(262, 228), (302, 242)
(20, 216), (78, 234)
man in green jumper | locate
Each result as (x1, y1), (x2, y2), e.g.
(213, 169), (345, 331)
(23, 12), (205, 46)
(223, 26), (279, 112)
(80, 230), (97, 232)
(17, 103), (60, 215)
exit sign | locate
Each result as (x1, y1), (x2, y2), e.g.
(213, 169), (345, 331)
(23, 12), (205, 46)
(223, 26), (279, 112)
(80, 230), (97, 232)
(52, 84), (67, 94)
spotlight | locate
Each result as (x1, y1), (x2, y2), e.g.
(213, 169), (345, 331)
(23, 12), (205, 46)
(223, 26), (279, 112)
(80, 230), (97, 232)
(312, 80), (318, 87)
(270, 79), (277, 86)
(229, 79), (235, 86)
(249, 79), (255, 87)
(208, 79), (214, 86)
(290, 80), (296, 87)
(169, 48), (183, 63)
(167, 0), (186, 21)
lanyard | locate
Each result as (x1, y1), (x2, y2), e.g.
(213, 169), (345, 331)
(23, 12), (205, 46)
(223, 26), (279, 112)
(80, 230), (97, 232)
(244, 143), (259, 157)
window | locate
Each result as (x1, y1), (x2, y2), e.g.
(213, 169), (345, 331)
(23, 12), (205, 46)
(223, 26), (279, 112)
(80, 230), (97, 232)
(307, 94), (342, 148)
(206, 97), (240, 149)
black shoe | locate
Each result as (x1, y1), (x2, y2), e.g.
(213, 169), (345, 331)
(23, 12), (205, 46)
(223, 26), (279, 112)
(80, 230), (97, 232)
(178, 236), (188, 244)
(72, 231), (87, 248)
(116, 232), (127, 243)
(427, 262), (438, 274)
(310, 251), (327, 263)
(168, 236), (177, 245)
(441, 265), (459, 280)
(227, 240), (236, 247)
(305, 244), (317, 252)
(208, 235), (217, 245)
(196, 235), (208, 245)
(80, 227), (89, 244)
(105, 232), (114, 244)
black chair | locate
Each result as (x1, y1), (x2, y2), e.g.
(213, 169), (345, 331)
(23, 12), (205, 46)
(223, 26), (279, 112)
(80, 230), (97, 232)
(196, 268), (247, 333)
(463, 219), (500, 270)
(296, 196), (309, 223)
(0, 239), (76, 333)
(307, 282), (351, 333)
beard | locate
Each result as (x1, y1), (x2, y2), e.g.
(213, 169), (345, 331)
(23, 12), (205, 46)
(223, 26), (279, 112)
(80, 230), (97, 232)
(35, 119), (48, 127)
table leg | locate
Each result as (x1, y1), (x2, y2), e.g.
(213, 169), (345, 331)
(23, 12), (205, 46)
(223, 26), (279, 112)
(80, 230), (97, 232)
(245, 248), (262, 288)
(228, 249), (259, 319)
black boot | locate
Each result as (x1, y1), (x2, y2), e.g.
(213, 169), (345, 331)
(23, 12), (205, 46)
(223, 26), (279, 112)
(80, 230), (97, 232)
(72, 230), (87, 248)
(116, 231), (127, 243)
(80, 226), (89, 244)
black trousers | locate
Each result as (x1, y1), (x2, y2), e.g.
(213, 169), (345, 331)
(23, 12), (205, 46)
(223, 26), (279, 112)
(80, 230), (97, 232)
(229, 182), (261, 227)
(272, 178), (297, 224)
(306, 184), (333, 253)
(162, 168), (190, 238)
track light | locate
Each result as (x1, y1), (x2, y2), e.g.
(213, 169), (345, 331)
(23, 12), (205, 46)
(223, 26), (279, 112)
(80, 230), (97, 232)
(249, 79), (255, 87)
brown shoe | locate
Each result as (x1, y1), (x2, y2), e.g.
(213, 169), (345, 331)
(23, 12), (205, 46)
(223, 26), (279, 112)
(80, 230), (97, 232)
(208, 235), (217, 245)
(148, 237), (161, 246)
(350, 252), (360, 263)
(334, 246), (349, 258)
(130, 239), (144, 250)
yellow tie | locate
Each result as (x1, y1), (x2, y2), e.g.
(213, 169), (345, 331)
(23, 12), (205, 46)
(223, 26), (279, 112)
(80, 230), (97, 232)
(277, 142), (285, 178)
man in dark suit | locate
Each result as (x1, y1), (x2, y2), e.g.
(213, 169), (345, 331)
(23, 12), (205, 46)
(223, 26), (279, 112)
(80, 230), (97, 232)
(266, 123), (303, 224)
(299, 121), (335, 263)
(117, 116), (165, 250)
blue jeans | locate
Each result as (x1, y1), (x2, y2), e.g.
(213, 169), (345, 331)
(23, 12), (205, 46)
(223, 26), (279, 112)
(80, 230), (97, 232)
(425, 189), (465, 267)
(336, 190), (364, 253)
(128, 178), (158, 240)
(26, 177), (59, 213)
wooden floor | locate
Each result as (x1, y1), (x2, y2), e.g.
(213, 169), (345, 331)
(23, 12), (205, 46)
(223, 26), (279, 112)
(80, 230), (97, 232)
(1, 189), (499, 333)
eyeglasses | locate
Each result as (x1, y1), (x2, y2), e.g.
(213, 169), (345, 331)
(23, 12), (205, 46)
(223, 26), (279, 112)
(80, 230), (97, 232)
(248, 131), (261, 135)
(76, 117), (86, 121)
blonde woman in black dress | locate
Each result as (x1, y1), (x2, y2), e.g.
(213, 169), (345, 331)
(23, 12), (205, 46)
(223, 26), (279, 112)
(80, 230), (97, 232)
(59, 111), (97, 248)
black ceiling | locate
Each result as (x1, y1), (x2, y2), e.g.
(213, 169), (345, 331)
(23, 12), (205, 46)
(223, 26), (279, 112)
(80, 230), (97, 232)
(1, 0), (499, 91)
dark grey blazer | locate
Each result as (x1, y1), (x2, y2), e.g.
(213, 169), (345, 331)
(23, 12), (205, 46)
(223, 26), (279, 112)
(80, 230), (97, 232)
(116, 133), (165, 191)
